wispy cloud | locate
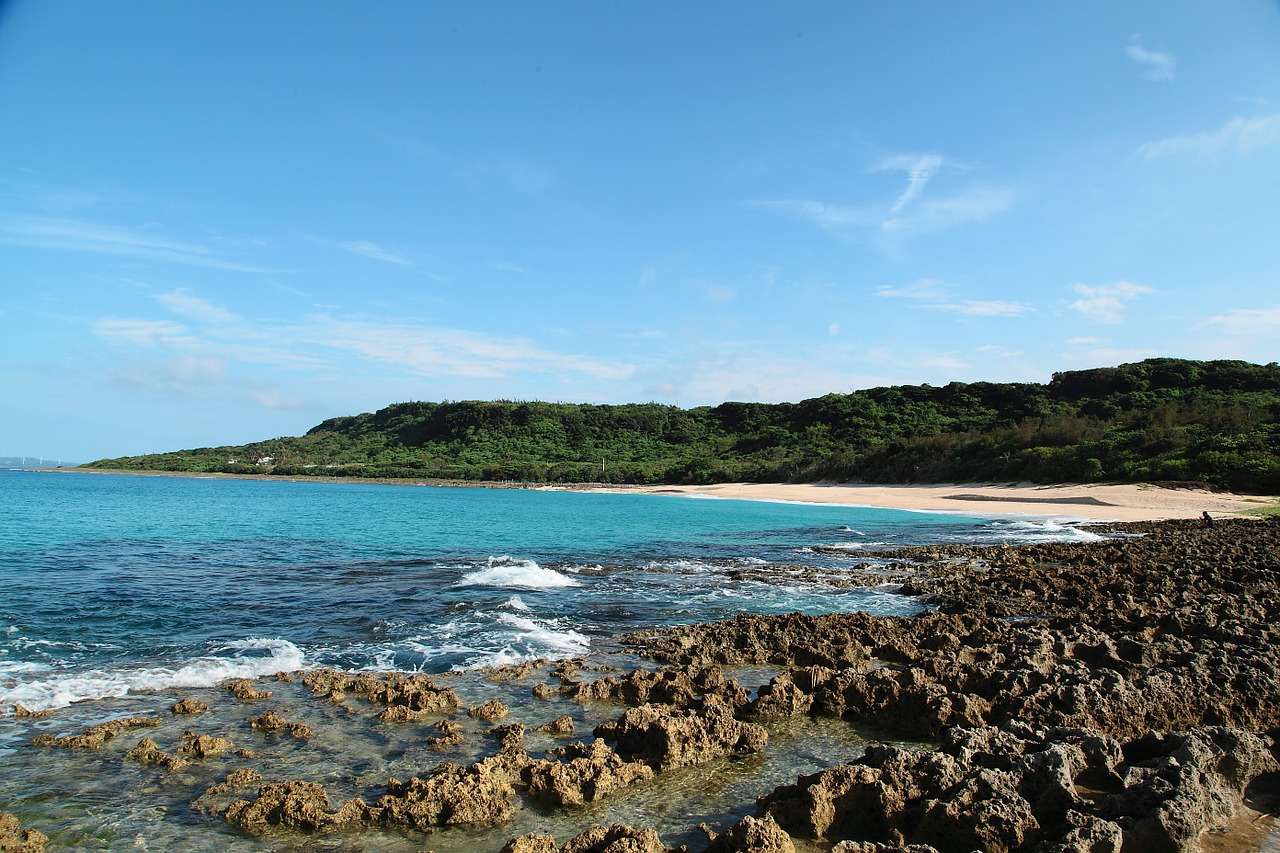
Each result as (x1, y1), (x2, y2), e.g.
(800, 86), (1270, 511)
(881, 186), (1013, 234)
(95, 318), (195, 348)
(155, 288), (240, 324)
(0, 216), (276, 272)
(1125, 37), (1176, 82)
(1140, 113), (1280, 159)
(488, 259), (532, 274)
(108, 355), (227, 395)
(1067, 281), (1155, 323)
(334, 239), (413, 266)
(746, 199), (879, 232)
(878, 279), (1032, 317)
(1199, 305), (1280, 334)
(877, 154), (947, 214)
(293, 316), (636, 382)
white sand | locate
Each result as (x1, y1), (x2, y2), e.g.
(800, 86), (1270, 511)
(572, 482), (1278, 522)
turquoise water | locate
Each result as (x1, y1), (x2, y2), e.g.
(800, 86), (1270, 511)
(0, 469), (1100, 713)
(0, 468), (1110, 852)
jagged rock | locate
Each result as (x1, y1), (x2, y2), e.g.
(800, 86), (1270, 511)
(192, 769), (265, 813)
(374, 761), (516, 827)
(224, 781), (370, 833)
(533, 682), (559, 700)
(593, 696), (767, 772)
(538, 715), (576, 736)
(489, 723), (526, 752)
(469, 699), (511, 722)
(30, 716), (161, 749)
(704, 814), (795, 853)
(304, 669), (459, 721)
(1099, 726), (1278, 851)
(171, 697), (208, 715)
(830, 844), (939, 853)
(249, 710), (313, 740)
(564, 665), (749, 711)
(560, 824), (675, 853)
(500, 833), (559, 853)
(12, 704), (51, 719)
(524, 739), (655, 807)
(427, 718), (465, 747)
(0, 811), (48, 853)
(225, 679), (272, 701)
(178, 731), (235, 759)
(744, 671), (814, 720)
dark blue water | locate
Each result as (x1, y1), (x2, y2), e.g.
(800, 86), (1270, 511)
(0, 469), (1101, 712)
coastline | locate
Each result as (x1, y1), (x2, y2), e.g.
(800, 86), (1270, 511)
(56, 468), (1277, 522)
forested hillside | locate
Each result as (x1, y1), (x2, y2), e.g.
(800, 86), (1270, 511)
(86, 358), (1280, 492)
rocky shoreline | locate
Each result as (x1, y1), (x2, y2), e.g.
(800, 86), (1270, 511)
(5, 517), (1280, 852)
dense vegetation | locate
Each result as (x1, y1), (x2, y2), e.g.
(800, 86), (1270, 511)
(86, 358), (1280, 493)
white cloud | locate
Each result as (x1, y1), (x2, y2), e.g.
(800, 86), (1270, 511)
(1067, 281), (1156, 323)
(1067, 336), (1105, 345)
(249, 389), (311, 410)
(0, 216), (275, 272)
(156, 288), (239, 324)
(828, 323), (840, 337)
(1199, 305), (1280, 334)
(335, 240), (413, 266)
(1140, 113), (1280, 159)
(881, 187), (1013, 234)
(95, 318), (195, 348)
(295, 316), (636, 381)
(746, 199), (878, 232)
(110, 355), (227, 395)
(877, 154), (946, 214)
(878, 279), (1032, 317)
(488, 259), (532, 274)
(1125, 38), (1176, 81)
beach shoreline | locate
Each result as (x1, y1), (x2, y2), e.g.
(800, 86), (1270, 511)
(54, 467), (1277, 522)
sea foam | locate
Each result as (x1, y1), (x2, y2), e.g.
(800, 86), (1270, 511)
(0, 637), (304, 713)
(457, 556), (581, 589)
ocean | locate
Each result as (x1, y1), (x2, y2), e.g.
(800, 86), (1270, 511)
(0, 468), (1105, 851)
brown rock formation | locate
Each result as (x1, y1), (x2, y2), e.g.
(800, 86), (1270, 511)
(524, 739), (655, 807)
(224, 679), (272, 701)
(249, 710), (313, 740)
(171, 697), (208, 715)
(593, 696), (768, 772)
(469, 698), (511, 722)
(30, 716), (161, 749)
(0, 811), (48, 853)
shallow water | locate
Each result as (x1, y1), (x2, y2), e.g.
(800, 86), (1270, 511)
(0, 469), (1103, 848)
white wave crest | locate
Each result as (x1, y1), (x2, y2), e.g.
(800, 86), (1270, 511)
(0, 638), (305, 713)
(457, 556), (580, 589)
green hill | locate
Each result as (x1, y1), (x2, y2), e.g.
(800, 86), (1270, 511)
(85, 357), (1280, 493)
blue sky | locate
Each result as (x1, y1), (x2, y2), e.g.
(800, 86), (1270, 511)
(3, 2), (1279, 462)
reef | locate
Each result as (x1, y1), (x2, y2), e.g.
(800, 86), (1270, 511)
(6, 517), (1280, 852)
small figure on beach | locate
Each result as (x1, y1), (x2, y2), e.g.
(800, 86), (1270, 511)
(1202, 511), (1214, 527)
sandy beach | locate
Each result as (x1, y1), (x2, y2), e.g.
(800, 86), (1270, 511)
(60, 468), (1278, 522)
(591, 481), (1278, 522)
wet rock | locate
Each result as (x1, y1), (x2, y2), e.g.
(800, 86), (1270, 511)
(489, 723), (526, 752)
(538, 715), (576, 736)
(374, 762), (517, 828)
(171, 698), (208, 715)
(524, 739), (654, 807)
(225, 679), (273, 701)
(704, 814), (795, 853)
(224, 781), (370, 833)
(559, 823), (676, 853)
(0, 811), (48, 853)
(533, 682), (559, 700)
(593, 696), (768, 772)
(30, 716), (161, 749)
(249, 710), (313, 740)
(179, 731), (234, 758)
(485, 659), (547, 682)
(469, 699), (510, 722)
(564, 665), (749, 711)
(12, 704), (51, 720)
(304, 669), (459, 721)
(124, 737), (186, 771)
(500, 834), (559, 853)
(427, 718), (465, 747)
(192, 769), (265, 814)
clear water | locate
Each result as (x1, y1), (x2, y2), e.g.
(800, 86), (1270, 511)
(0, 469), (1102, 850)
